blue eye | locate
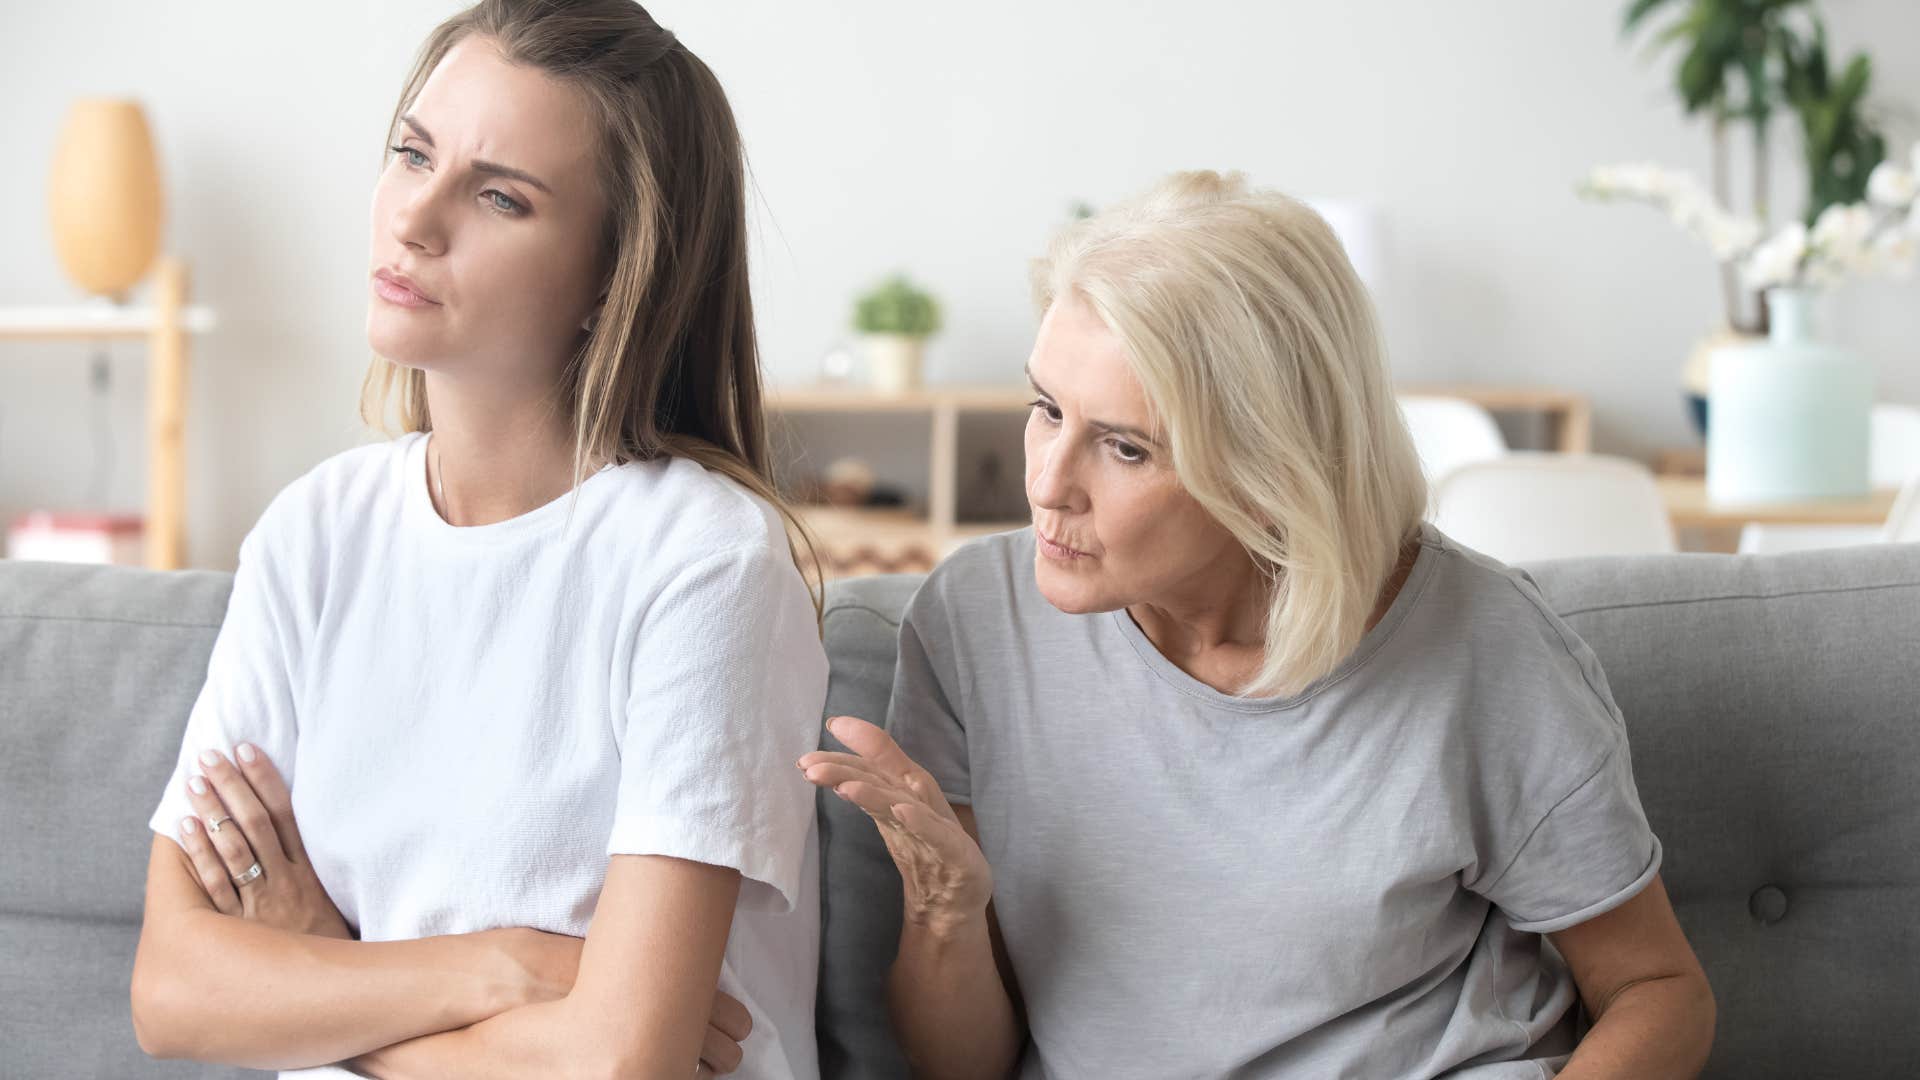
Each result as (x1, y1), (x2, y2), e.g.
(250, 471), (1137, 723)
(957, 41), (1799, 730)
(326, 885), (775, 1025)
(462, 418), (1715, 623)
(387, 144), (525, 217)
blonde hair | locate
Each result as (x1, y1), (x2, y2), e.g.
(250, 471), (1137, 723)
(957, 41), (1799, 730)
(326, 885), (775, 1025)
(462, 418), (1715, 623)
(360, 0), (819, 619)
(1031, 170), (1427, 698)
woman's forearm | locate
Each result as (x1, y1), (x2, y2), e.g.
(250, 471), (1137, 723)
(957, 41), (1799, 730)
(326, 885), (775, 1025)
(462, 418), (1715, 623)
(890, 910), (1024, 1080)
(132, 908), (520, 1070)
(1557, 972), (1716, 1080)
(361, 854), (737, 1079)
(353, 994), (664, 1080)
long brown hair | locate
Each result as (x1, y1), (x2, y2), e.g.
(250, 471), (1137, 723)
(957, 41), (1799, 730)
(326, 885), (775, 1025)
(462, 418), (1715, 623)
(361, 0), (819, 616)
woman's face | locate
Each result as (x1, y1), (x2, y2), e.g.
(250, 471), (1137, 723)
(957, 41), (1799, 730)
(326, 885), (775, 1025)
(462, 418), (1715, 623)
(1024, 292), (1248, 615)
(367, 37), (609, 388)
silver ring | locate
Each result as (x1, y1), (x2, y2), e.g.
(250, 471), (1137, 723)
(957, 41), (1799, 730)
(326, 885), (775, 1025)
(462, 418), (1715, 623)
(231, 862), (263, 887)
(207, 815), (233, 834)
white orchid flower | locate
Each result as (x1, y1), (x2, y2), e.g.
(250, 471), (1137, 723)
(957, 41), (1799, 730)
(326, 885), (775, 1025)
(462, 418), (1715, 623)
(1866, 161), (1918, 209)
(1868, 229), (1917, 279)
(1742, 221), (1809, 290)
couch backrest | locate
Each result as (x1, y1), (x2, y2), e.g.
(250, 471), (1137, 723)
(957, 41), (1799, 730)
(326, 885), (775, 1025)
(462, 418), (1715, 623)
(814, 547), (1920, 1080)
(1, 562), (254, 1078)
(6, 545), (1917, 1079)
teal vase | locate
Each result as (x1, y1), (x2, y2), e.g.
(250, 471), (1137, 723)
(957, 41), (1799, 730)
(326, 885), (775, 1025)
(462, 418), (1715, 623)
(1706, 287), (1872, 502)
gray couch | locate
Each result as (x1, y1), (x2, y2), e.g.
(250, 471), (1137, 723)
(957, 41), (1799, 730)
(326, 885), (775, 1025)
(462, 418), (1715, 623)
(4, 543), (1917, 1078)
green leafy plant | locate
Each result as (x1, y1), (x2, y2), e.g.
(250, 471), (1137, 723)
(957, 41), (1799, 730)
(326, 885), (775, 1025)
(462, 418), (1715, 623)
(852, 275), (942, 338)
(1780, 18), (1887, 222)
(1619, 0), (1889, 332)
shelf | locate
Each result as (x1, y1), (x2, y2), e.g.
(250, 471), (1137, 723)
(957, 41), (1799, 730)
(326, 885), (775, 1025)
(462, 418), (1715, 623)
(1399, 383), (1591, 453)
(767, 380), (1591, 577)
(0, 303), (217, 341)
(0, 258), (204, 569)
(767, 383), (1031, 413)
(787, 504), (1024, 578)
(771, 382), (1591, 452)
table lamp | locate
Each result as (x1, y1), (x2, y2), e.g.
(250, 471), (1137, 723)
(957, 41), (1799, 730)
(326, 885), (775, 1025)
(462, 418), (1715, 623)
(47, 98), (163, 302)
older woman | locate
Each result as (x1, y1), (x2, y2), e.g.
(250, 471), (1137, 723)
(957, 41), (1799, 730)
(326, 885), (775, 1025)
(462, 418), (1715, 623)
(800, 172), (1714, 1078)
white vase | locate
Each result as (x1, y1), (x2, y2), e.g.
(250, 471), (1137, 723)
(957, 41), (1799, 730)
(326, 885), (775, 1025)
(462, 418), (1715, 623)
(864, 334), (925, 394)
(1706, 287), (1872, 503)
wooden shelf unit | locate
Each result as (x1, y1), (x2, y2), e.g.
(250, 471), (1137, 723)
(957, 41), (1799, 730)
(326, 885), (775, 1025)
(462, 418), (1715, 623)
(767, 381), (1592, 577)
(768, 384), (1031, 577)
(0, 258), (216, 569)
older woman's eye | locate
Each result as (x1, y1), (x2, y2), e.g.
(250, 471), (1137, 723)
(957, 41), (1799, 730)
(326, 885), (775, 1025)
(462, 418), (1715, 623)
(1028, 398), (1062, 424)
(1108, 439), (1148, 465)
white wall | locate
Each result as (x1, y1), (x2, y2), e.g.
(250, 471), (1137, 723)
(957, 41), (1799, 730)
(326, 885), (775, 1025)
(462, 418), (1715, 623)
(3, 0), (1916, 568)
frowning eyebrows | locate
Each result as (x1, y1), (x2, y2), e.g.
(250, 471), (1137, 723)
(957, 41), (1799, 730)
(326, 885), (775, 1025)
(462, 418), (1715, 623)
(1025, 363), (1163, 448)
(397, 114), (554, 195)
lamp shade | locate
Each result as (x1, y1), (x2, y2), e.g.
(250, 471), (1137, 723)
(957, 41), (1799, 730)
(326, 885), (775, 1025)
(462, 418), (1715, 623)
(48, 98), (164, 299)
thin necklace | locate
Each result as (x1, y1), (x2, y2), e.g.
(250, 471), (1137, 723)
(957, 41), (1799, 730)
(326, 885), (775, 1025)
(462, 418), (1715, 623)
(432, 435), (446, 516)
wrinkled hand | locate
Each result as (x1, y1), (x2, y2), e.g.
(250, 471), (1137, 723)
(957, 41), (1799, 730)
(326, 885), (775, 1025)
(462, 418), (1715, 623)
(799, 716), (993, 931)
(174, 744), (353, 939)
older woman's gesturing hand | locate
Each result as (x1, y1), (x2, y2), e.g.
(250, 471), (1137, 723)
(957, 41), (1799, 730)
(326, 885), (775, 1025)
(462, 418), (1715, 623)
(799, 716), (994, 929)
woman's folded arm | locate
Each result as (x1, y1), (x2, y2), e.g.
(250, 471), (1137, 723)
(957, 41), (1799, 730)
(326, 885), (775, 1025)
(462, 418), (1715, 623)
(351, 852), (742, 1080)
(131, 835), (541, 1070)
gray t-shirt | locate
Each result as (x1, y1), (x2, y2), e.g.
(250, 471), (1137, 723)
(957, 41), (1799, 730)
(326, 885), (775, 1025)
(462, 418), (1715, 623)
(886, 523), (1662, 1079)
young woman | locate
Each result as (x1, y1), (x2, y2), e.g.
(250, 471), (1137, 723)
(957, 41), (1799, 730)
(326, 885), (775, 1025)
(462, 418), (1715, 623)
(131, 3), (826, 1077)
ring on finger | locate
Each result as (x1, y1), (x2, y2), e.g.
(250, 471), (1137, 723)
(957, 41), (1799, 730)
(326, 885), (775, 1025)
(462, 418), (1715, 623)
(231, 862), (264, 887)
(207, 814), (233, 833)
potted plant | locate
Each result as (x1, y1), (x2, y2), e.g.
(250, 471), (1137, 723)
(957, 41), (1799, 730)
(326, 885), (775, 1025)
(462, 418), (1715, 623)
(1583, 143), (1916, 500)
(1593, 0), (1895, 437)
(852, 274), (942, 393)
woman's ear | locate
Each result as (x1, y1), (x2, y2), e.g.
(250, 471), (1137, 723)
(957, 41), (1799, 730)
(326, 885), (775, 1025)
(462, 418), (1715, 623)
(581, 288), (609, 333)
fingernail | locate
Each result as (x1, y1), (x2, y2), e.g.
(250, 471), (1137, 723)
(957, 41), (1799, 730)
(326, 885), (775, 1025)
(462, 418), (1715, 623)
(180, 817), (198, 835)
(826, 717), (842, 735)
(188, 776), (207, 795)
(198, 749), (220, 768)
(236, 743), (257, 764)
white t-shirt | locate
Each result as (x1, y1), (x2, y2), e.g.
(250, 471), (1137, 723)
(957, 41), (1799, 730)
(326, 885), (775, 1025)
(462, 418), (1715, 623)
(149, 430), (827, 1080)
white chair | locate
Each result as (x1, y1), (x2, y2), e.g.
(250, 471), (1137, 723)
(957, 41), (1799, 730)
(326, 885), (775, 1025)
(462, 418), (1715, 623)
(1737, 403), (1920, 554)
(1432, 453), (1678, 563)
(1398, 396), (1507, 486)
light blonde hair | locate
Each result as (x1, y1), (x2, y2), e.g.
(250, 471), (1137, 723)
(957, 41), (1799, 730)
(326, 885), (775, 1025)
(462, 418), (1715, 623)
(1031, 170), (1428, 697)
(360, 0), (819, 620)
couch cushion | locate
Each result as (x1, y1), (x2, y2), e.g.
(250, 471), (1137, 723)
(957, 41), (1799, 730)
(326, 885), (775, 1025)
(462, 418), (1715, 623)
(814, 544), (1920, 1079)
(0, 559), (252, 1076)
(1, 910), (253, 1079)
(0, 562), (233, 922)
(1528, 544), (1920, 1078)
(815, 575), (922, 1080)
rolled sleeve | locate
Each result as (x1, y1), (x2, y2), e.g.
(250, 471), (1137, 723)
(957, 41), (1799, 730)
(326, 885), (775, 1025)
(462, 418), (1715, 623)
(612, 542), (828, 914)
(1474, 739), (1665, 934)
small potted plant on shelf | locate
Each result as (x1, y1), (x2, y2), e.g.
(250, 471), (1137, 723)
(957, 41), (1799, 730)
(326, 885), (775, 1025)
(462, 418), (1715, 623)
(852, 274), (942, 394)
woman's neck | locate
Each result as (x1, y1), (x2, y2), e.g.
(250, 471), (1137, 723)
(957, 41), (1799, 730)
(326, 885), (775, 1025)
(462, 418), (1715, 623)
(423, 375), (585, 527)
(1127, 535), (1421, 695)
